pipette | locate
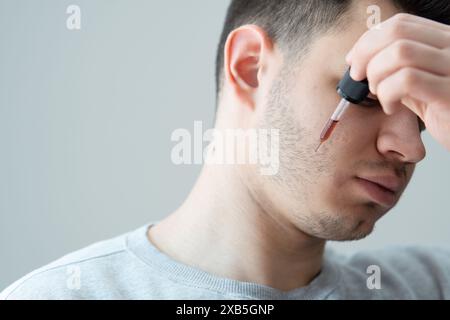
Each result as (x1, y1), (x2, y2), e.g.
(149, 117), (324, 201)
(315, 68), (370, 152)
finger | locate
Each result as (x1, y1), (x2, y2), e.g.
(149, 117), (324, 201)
(346, 13), (450, 63)
(388, 13), (450, 32)
(367, 40), (450, 93)
(348, 19), (450, 80)
(377, 67), (450, 116)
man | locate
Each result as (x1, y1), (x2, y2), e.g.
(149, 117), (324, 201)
(2, 0), (450, 299)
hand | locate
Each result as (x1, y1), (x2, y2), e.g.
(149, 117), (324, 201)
(346, 13), (450, 151)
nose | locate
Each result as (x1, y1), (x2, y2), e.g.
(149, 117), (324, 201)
(376, 109), (426, 164)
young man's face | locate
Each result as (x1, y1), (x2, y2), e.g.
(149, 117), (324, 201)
(254, 0), (426, 241)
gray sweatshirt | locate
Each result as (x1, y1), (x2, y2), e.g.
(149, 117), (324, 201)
(1, 222), (450, 300)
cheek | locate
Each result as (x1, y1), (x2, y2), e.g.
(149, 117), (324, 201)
(291, 86), (341, 134)
(305, 129), (363, 203)
(326, 107), (381, 156)
(300, 166), (351, 213)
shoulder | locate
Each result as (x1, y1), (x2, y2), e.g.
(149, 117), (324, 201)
(0, 230), (130, 300)
(330, 245), (450, 299)
(347, 245), (450, 274)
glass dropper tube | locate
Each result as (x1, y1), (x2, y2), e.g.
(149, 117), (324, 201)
(315, 68), (369, 152)
(314, 97), (350, 152)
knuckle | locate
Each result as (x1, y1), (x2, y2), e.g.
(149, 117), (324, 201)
(394, 40), (415, 62)
(389, 18), (408, 39)
(393, 13), (412, 23)
(400, 68), (418, 89)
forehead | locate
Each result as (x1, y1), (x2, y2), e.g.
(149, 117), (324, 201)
(302, 0), (401, 77)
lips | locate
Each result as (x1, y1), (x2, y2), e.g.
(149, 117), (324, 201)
(358, 176), (403, 194)
(355, 175), (404, 207)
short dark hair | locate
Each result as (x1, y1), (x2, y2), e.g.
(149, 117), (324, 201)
(214, 0), (450, 107)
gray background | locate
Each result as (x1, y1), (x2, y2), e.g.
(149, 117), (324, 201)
(1, 0), (449, 290)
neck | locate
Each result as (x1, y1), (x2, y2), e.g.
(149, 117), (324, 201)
(148, 164), (326, 292)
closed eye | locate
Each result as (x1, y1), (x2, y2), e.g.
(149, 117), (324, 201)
(359, 97), (426, 133)
(359, 97), (381, 108)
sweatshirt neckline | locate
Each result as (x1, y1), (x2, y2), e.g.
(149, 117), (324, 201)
(125, 222), (341, 300)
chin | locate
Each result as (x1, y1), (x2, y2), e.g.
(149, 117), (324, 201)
(315, 220), (376, 242)
(301, 203), (385, 241)
(335, 219), (376, 241)
(335, 204), (390, 241)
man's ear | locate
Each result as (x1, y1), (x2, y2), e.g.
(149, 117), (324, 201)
(224, 24), (274, 110)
